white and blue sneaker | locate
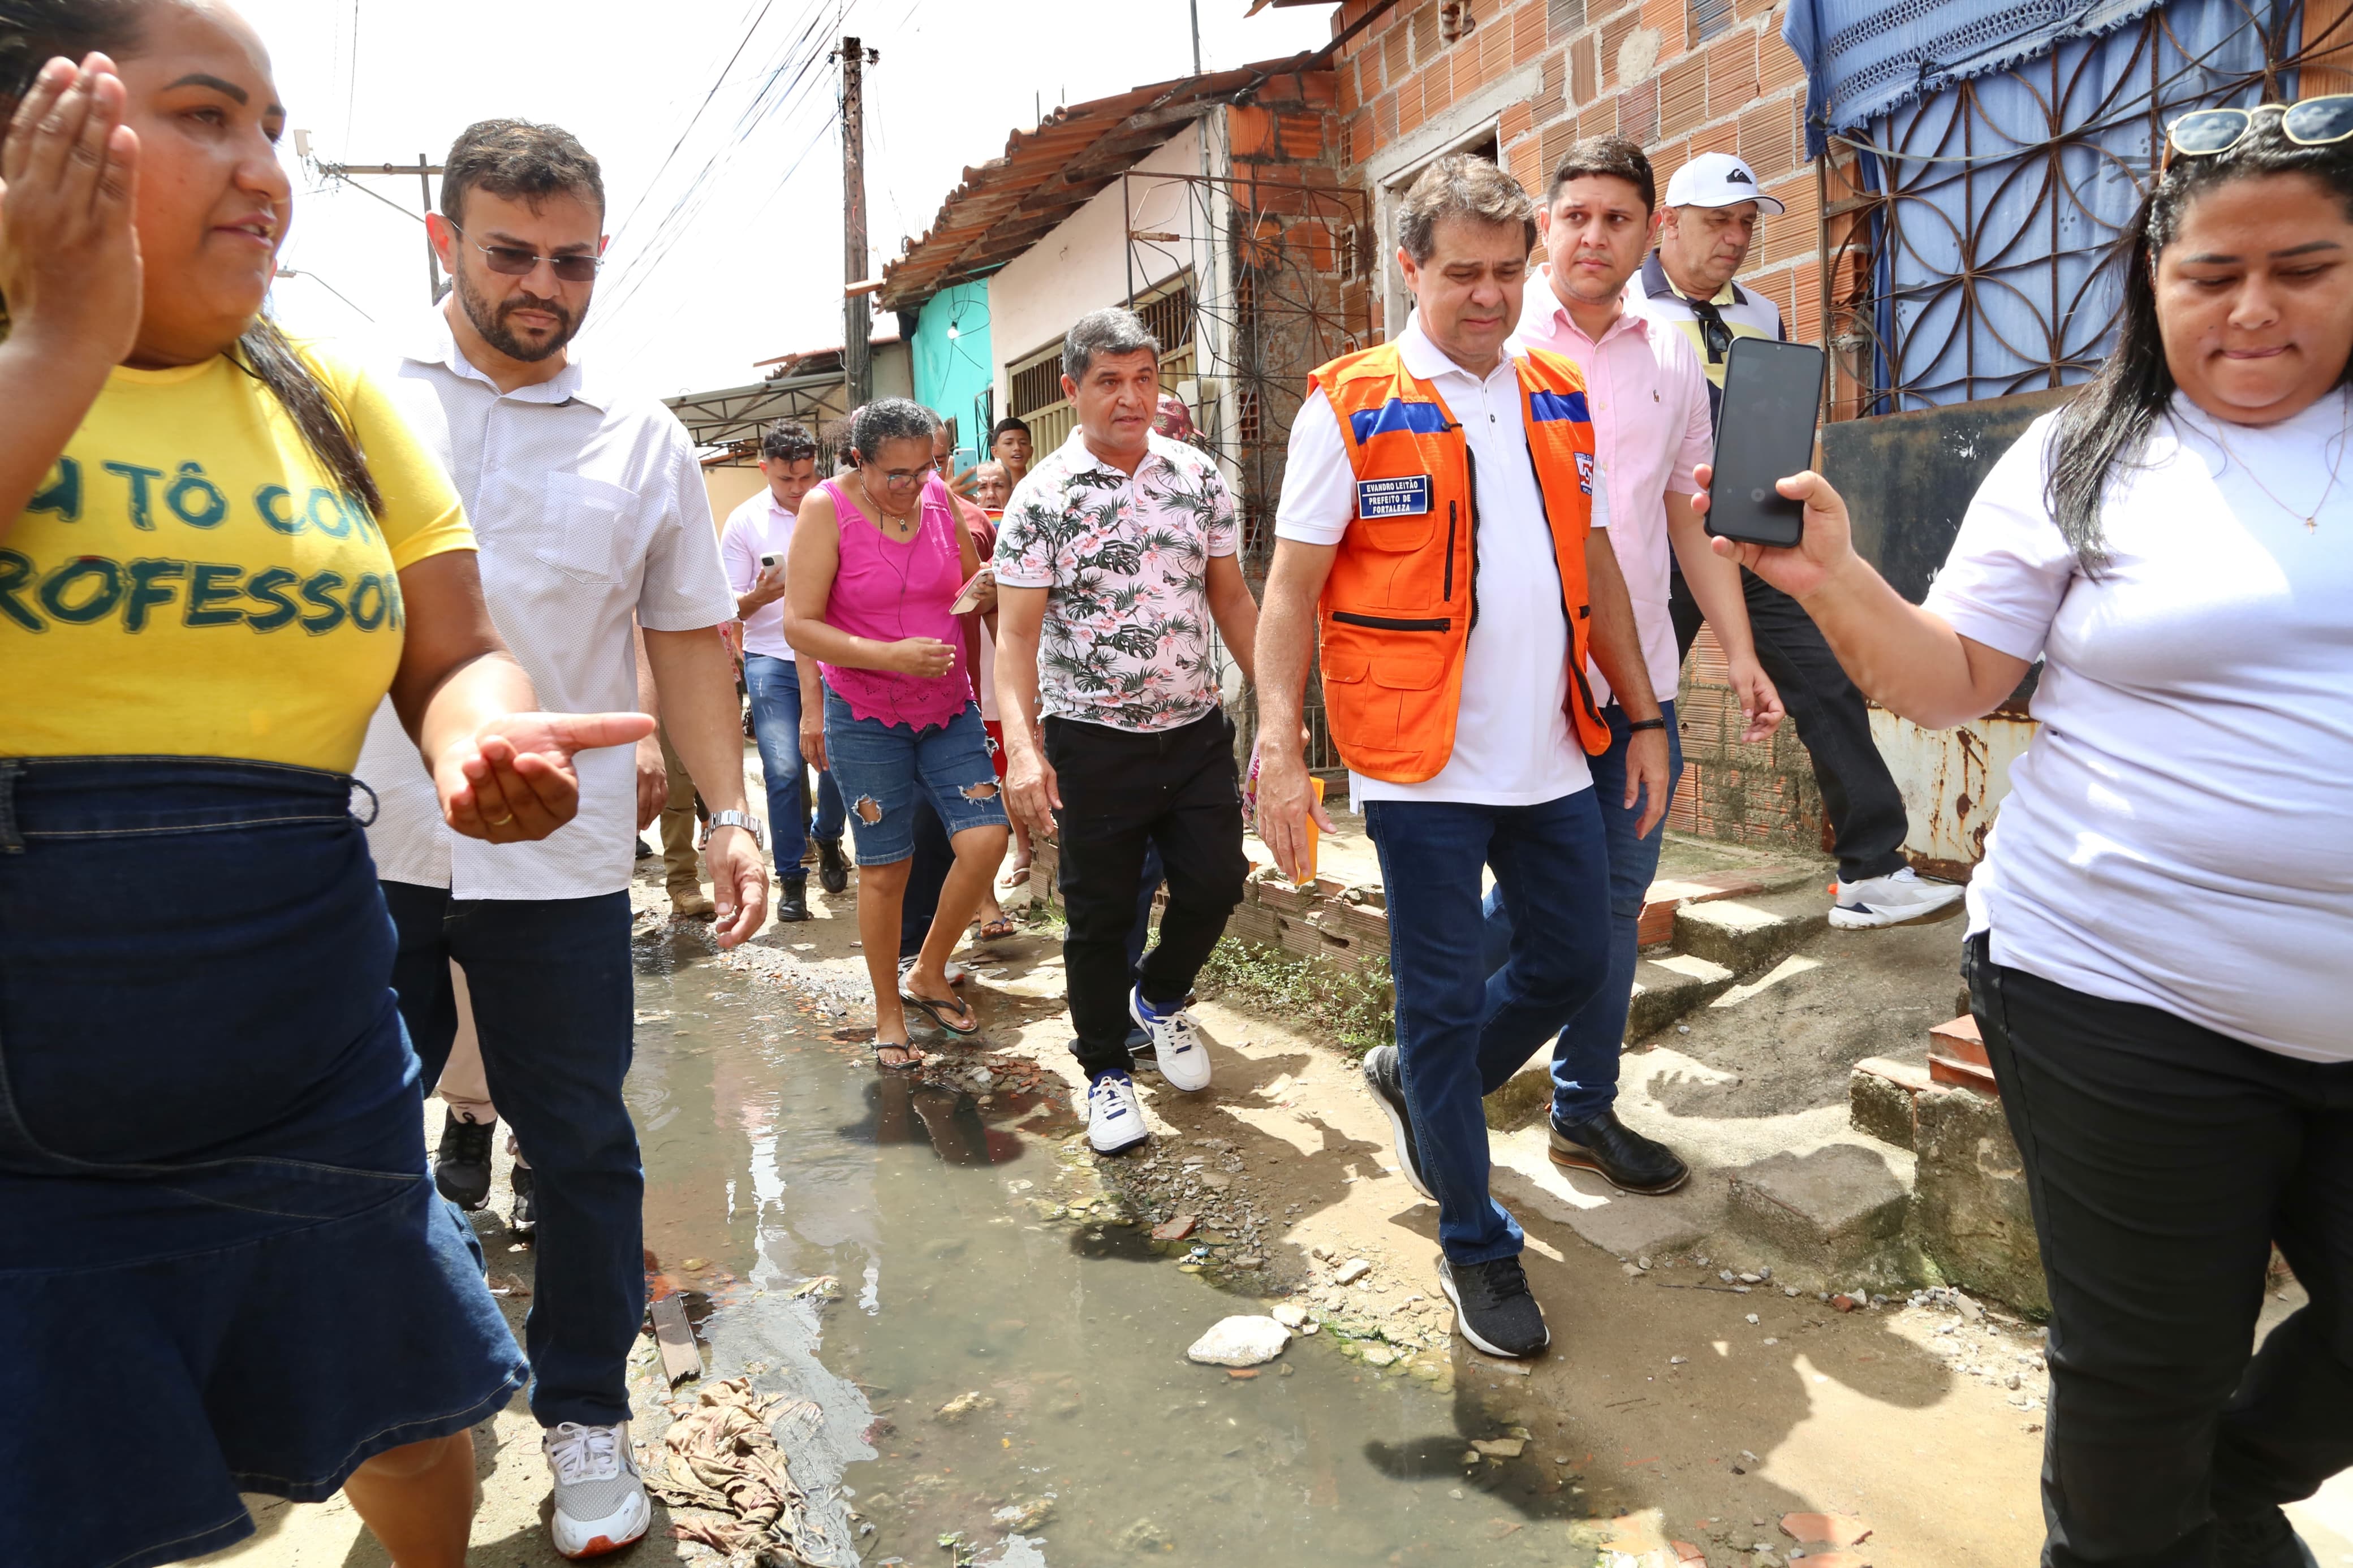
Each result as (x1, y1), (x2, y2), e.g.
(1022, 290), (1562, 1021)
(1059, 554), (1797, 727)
(1830, 866), (1966, 930)
(1129, 988), (1212, 1092)
(1085, 1071), (1149, 1154)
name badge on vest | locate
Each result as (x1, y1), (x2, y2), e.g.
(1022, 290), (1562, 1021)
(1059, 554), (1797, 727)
(1356, 475), (1432, 519)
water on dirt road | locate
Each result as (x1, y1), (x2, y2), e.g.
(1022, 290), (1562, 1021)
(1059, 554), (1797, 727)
(628, 940), (1603, 1568)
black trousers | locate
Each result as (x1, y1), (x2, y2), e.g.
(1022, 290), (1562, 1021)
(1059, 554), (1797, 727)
(1046, 708), (1249, 1077)
(1967, 933), (2353, 1567)
(1670, 564), (1909, 882)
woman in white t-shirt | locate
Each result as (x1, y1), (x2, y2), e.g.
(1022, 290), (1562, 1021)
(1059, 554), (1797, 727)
(1700, 102), (2353, 1568)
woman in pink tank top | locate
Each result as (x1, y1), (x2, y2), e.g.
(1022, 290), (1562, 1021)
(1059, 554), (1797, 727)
(782, 400), (1011, 1069)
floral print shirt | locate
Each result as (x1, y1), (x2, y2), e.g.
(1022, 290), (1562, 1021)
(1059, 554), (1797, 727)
(993, 428), (1239, 733)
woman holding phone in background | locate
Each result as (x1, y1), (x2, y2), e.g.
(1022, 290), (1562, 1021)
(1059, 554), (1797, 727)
(783, 398), (1010, 1069)
(1700, 101), (2353, 1568)
(0, 8), (653, 1565)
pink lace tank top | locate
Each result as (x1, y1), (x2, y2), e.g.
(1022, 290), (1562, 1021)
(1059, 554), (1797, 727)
(817, 476), (973, 729)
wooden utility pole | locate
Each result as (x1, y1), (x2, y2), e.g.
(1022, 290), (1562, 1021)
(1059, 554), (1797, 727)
(839, 37), (878, 409)
(316, 156), (446, 302)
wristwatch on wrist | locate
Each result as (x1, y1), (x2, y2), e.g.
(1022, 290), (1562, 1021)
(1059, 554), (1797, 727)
(706, 810), (766, 850)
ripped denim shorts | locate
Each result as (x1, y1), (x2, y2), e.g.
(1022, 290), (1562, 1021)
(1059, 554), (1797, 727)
(820, 689), (1009, 866)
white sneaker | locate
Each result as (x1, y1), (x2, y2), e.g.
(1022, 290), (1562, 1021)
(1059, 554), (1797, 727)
(1085, 1071), (1149, 1154)
(544, 1420), (650, 1559)
(1829, 866), (1966, 930)
(1128, 988), (1212, 1092)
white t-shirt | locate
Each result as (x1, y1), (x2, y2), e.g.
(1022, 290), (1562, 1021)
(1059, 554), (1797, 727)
(1275, 316), (1606, 806)
(721, 489), (797, 662)
(1925, 389), (2353, 1062)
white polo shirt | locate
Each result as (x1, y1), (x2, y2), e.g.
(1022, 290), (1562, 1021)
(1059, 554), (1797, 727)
(1275, 313), (1606, 807)
(719, 488), (797, 662)
(355, 308), (737, 901)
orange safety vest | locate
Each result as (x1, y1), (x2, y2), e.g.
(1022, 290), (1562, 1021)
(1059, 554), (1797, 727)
(1309, 340), (1613, 784)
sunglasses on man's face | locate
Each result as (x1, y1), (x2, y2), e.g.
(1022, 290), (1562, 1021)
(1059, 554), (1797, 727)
(451, 223), (603, 283)
(2163, 94), (2353, 172)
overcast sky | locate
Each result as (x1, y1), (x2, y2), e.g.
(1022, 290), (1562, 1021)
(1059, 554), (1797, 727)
(247, 0), (1334, 397)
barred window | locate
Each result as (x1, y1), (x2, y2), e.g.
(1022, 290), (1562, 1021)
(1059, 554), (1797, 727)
(1691, 0), (1734, 45)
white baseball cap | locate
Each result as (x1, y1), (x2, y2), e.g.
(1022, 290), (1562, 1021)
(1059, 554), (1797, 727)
(1663, 152), (1786, 214)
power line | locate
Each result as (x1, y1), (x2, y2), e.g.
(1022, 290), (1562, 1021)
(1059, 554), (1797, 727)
(605, 0), (786, 256)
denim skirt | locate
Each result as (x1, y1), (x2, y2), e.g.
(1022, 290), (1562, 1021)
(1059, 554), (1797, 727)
(0, 757), (529, 1568)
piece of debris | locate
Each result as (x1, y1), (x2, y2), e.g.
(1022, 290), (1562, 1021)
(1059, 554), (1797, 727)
(1782, 1511), (1874, 1547)
(1187, 1316), (1291, 1367)
(788, 1275), (841, 1299)
(935, 1391), (996, 1422)
(643, 1379), (831, 1563)
(1746, 1314), (1761, 1325)
(1830, 1294), (1862, 1313)
(683, 1257), (710, 1271)
(1271, 1303), (1310, 1329)
(487, 1273), (532, 1298)
(1116, 1518), (1173, 1553)
(1150, 1215), (1199, 1242)
(649, 1293), (703, 1385)
(1334, 1258), (1373, 1285)
(1360, 1345), (1397, 1368)
(1471, 1437), (1525, 1458)
(992, 1497), (1055, 1532)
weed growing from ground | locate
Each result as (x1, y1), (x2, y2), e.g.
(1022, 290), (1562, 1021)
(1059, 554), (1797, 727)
(1195, 939), (1394, 1057)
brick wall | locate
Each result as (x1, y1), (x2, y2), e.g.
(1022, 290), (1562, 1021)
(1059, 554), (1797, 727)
(1330, 0), (1838, 860)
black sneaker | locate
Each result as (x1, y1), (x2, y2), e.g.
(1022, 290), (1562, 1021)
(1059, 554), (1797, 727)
(508, 1161), (537, 1237)
(1438, 1254), (1550, 1359)
(433, 1111), (495, 1211)
(815, 836), (850, 895)
(2217, 1506), (2320, 1567)
(1548, 1108), (1691, 1195)
(776, 876), (810, 922)
(1361, 1045), (1431, 1199)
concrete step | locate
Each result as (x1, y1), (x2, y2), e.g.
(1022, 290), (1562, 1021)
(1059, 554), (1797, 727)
(1626, 953), (1734, 1039)
(1672, 887), (1829, 975)
(1724, 1137), (1917, 1284)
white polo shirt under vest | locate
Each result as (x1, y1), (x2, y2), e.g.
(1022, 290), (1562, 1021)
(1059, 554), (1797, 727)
(1275, 313), (1608, 808)
(354, 307), (736, 901)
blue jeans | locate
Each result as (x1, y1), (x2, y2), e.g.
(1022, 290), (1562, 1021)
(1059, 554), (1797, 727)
(381, 882), (641, 1429)
(822, 690), (1007, 866)
(1480, 701), (1682, 1126)
(1362, 788), (1613, 1263)
(744, 653), (844, 874)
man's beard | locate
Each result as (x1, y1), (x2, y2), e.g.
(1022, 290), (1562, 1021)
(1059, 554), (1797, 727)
(454, 266), (584, 362)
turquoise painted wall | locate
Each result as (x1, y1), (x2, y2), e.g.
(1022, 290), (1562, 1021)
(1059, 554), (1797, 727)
(910, 282), (996, 473)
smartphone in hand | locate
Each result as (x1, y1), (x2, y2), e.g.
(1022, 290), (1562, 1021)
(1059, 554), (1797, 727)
(1705, 338), (1826, 549)
(949, 565), (996, 615)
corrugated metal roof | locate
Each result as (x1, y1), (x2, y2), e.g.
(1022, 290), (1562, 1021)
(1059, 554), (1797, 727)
(875, 55), (1314, 312)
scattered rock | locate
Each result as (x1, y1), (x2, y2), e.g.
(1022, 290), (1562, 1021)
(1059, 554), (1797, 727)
(1334, 1259), (1373, 1286)
(1186, 1316), (1291, 1367)
(935, 1391), (996, 1422)
(1830, 1294), (1862, 1313)
(1746, 1313), (1761, 1325)
(1360, 1345), (1398, 1368)
(1270, 1304), (1309, 1329)
(1116, 1518), (1173, 1553)
(1471, 1437), (1525, 1458)
(1150, 1216), (1198, 1242)
(683, 1257), (710, 1271)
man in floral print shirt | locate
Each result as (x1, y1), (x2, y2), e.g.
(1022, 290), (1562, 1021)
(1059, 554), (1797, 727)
(994, 308), (1262, 1154)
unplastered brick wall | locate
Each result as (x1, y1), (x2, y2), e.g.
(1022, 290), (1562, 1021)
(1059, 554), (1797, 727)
(1333, 0), (1822, 343)
(1328, 0), (1839, 859)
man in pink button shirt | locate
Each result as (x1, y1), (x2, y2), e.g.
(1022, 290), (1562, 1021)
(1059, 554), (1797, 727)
(1484, 135), (1783, 1195)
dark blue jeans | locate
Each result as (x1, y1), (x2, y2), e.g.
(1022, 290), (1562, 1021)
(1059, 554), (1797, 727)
(744, 652), (845, 875)
(1363, 788), (1613, 1263)
(1480, 701), (1682, 1126)
(380, 882), (641, 1429)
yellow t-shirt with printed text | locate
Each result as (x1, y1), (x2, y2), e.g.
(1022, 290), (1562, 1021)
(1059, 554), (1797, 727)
(1, 344), (474, 772)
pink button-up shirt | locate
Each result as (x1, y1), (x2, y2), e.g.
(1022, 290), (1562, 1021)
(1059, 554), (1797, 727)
(1511, 266), (1714, 706)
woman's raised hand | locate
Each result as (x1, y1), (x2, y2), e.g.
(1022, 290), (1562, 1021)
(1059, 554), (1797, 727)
(1, 54), (142, 368)
(1691, 463), (1861, 603)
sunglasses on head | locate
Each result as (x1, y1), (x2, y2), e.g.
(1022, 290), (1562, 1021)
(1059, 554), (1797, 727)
(450, 222), (603, 283)
(2162, 94), (2353, 173)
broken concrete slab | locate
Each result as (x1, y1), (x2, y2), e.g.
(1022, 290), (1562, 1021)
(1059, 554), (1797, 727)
(1727, 1141), (1915, 1277)
(1488, 1123), (1724, 1262)
(1912, 1083), (2048, 1316)
(1712, 953), (1824, 1009)
(1627, 954), (1735, 1038)
(1850, 1055), (1933, 1151)
(1673, 889), (1828, 974)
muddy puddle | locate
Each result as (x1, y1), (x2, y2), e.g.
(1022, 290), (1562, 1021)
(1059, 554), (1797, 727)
(625, 941), (1610, 1567)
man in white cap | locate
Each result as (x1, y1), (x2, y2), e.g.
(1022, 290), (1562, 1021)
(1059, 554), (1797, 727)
(1628, 152), (1962, 931)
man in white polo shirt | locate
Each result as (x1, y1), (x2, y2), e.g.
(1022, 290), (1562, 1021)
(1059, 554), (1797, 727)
(1630, 152), (1961, 930)
(722, 418), (849, 922)
(353, 119), (768, 1560)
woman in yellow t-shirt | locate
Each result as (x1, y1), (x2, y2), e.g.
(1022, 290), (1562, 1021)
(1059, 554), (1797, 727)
(0, 10), (650, 1568)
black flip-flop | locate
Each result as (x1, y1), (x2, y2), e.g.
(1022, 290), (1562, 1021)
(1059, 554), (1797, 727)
(900, 986), (981, 1037)
(873, 1039), (926, 1072)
